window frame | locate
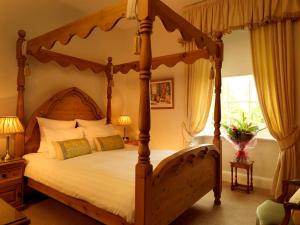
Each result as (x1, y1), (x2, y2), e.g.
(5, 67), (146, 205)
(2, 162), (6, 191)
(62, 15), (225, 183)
(199, 74), (274, 140)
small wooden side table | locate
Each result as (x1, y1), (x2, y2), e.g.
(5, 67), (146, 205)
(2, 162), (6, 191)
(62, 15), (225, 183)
(0, 158), (25, 209)
(230, 160), (254, 194)
(0, 198), (30, 225)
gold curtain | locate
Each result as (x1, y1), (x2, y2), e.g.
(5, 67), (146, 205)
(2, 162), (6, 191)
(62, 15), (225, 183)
(250, 19), (300, 198)
(182, 43), (214, 144)
(183, 0), (300, 34)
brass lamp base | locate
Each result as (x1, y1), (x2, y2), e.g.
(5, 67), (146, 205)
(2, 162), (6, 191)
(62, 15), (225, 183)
(4, 151), (11, 161)
(123, 136), (130, 142)
(4, 135), (11, 161)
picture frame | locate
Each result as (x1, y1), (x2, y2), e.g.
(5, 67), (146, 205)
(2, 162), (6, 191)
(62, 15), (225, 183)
(150, 78), (174, 109)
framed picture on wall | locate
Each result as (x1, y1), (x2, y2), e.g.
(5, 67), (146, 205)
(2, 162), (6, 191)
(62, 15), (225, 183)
(150, 78), (174, 109)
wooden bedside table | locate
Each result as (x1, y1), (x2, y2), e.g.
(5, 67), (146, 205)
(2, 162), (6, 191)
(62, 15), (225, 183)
(0, 158), (25, 209)
(124, 140), (139, 146)
(230, 160), (254, 194)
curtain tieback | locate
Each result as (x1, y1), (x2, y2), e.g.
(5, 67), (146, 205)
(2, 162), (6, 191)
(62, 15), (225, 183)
(277, 127), (299, 150)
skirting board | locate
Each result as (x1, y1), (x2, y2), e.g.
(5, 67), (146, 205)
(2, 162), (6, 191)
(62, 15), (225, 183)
(222, 170), (273, 190)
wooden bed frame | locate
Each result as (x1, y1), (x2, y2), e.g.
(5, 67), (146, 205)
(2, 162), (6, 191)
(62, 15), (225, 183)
(15, 1), (223, 225)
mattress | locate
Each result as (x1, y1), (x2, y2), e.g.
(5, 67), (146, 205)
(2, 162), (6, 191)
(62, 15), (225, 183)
(23, 147), (175, 223)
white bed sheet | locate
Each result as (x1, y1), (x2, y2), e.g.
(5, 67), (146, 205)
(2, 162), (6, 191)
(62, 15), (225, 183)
(23, 146), (175, 223)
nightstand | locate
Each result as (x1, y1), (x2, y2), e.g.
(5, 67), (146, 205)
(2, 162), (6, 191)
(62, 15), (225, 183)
(0, 158), (25, 209)
(124, 140), (139, 146)
(230, 160), (254, 194)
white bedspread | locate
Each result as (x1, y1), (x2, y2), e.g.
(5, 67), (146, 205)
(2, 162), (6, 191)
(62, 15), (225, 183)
(23, 147), (175, 223)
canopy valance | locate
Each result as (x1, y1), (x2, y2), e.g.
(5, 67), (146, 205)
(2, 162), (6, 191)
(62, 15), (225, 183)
(27, 0), (218, 57)
(183, 0), (300, 34)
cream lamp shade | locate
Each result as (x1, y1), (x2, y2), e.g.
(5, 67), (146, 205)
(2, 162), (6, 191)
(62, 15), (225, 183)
(117, 115), (132, 141)
(117, 115), (132, 126)
(0, 116), (24, 161)
(0, 116), (24, 134)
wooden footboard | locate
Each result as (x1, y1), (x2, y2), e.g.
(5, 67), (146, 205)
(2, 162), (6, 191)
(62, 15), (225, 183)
(151, 144), (221, 225)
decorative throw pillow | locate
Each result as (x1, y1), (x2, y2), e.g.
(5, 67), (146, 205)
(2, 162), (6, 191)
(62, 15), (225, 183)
(75, 119), (106, 127)
(82, 124), (119, 151)
(43, 127), (84, 158)
(36, 117), (76, 153)
(95, 135), (124, 151)
(53, 138), (92, 160)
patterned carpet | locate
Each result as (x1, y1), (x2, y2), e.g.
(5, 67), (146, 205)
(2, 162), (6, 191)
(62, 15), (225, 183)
(22, 182), (270, 225)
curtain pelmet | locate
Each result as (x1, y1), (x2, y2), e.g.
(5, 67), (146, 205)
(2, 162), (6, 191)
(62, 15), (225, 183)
(183, 0), (300, 34)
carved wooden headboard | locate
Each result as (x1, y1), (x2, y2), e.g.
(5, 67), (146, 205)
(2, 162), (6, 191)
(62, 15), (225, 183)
(24, 87), (104, 155)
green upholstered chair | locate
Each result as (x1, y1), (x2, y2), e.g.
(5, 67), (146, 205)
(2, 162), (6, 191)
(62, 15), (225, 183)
(256, 180), (300, 225)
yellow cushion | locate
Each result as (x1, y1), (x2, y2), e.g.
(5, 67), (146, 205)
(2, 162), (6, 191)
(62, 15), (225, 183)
(53, 138), (92, 160)
(95, 135), (124, 151)
(290, 188), (300, 225)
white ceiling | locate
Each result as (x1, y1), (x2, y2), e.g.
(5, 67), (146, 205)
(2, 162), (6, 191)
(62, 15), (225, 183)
(57, 0), (201, 15)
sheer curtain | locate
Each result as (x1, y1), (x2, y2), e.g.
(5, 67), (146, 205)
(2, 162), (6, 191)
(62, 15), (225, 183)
(250, 20), (300, 198)
(182, 43), (214, 145)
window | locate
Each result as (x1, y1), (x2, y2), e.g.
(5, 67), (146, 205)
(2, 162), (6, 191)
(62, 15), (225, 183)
(202, 74), (272, 139)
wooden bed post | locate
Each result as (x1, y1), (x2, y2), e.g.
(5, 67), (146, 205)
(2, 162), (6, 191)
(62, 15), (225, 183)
(105, 57), (113, 124)
(136, 1), (154, 225)
(213, 32), (223, 205)
(15, 30), (27, 157)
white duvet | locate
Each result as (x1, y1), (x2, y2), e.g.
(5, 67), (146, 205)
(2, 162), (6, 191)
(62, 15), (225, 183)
(23, 147), (175, 223)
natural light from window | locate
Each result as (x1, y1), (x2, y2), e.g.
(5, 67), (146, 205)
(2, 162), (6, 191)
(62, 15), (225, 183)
(202, 74), (272, 139)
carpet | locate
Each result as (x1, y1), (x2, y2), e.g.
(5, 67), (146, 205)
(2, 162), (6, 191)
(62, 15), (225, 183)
(22, 182), (270, 225)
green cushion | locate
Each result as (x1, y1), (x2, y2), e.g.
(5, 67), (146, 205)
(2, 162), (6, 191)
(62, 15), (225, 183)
(256, 200), (294, 225)
(96, 135), (124, 151)
(54, 138), (92, 160)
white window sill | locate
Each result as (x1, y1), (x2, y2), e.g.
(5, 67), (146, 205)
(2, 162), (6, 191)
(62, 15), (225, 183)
(195, 134), (276, 142)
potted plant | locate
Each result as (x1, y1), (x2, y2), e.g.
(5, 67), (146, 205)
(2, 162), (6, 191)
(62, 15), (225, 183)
(222, 112), (259, 162)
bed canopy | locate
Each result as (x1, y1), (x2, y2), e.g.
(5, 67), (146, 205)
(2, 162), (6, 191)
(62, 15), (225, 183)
(15, 0), (223, 224)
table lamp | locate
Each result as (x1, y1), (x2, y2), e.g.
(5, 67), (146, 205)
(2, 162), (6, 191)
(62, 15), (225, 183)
(117, 115), (132, 141)
(0, 116), (24, 161)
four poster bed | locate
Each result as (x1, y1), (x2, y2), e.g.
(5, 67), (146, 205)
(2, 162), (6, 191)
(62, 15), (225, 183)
(15, 0), (223, 225)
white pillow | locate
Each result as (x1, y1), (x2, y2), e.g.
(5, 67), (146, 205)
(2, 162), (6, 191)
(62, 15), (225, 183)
(82, 125), (119, 151)
(75, 119), (106, 127)
(36, 117), (77, 153)
(43, 127), (84, 158)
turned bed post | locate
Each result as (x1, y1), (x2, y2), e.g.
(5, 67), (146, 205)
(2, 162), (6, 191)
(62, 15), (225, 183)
(213, 32), (223, 205)
(135, 0), (154, 225)
(105, 57), (113, 124)
(15, 30), (27, 157)
(213, 32), (223, 151)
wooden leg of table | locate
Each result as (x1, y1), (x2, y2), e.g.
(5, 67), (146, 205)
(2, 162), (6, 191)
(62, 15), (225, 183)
(250, 165), (253, 191)
(247, 168), (250, 194)
(231, 166), (234, 190)
(235, 167), (237, 186)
